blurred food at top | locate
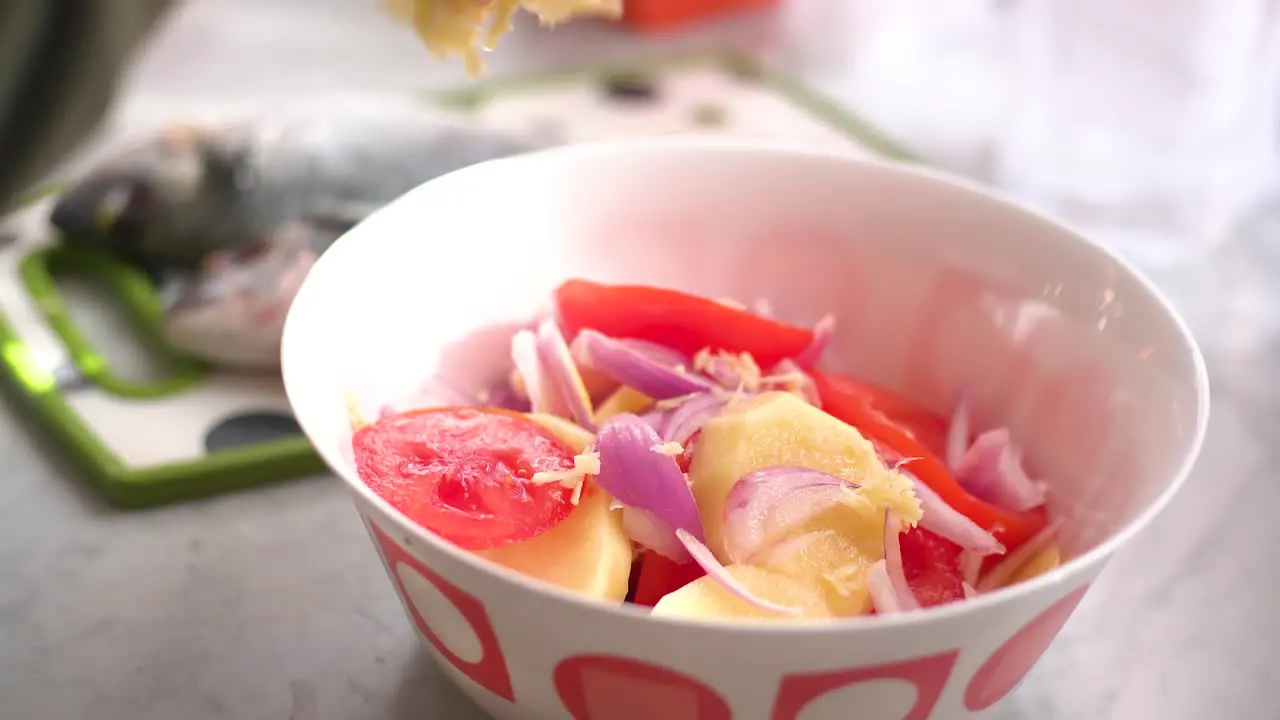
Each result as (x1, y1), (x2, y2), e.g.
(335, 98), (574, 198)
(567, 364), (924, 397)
(383, 0), (623, 74)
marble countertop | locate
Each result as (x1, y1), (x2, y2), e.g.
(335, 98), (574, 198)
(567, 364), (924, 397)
(1, 1), (1275, 718)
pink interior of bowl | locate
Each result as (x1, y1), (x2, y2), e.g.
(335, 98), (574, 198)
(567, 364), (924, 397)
(283, 138), (1207, 572)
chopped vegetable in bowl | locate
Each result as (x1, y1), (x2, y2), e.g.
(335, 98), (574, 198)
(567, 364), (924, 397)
(349, 279), (1061, 621)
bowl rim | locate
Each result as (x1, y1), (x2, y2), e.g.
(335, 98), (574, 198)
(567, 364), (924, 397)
(282, 135), (1211, 633)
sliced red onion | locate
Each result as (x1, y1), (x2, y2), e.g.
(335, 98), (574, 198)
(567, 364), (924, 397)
(477, 379), (531, 412)
(722, 466), (859, 564)
(867, 560), (902, 614)
(662, 392), (728, 446)
(882, 511), (922, 611)
(904, 470), (1006, 556)
(420, 376), (475, 406)
(622, 506), (691, 563)
(976, 518), (1064, 592)
(573, 330), (713, 400)
(534, 320), (596, 430)
(793, 313), (835, 368)
(382, 376), (486, 417)
(616, 338), (691, 369)
(675, 529), (801, 616)
(954, 429), (1048, 512)
(694, 349), (764, 390)
(637, 409), (670, 434)
(946, 388), (972, 471)
(511, 330), (561, 415)
(593, 414), (704, 540)
(698, 353), (741, 388)
(763, 358), (821, 407)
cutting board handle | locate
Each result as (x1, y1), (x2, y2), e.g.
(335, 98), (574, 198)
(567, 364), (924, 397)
(18, 246), (206, 398)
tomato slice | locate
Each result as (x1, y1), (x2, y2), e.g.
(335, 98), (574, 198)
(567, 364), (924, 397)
(631, 550), (707, 607)
(553, 279), (816, 368)
(812, 369), (1047, 551)
(899, 526), (967, 608)
(352, 407), (578, 551)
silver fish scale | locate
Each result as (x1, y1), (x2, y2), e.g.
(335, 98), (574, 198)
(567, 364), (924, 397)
(58, 105), (547, 271)
(200, 111), (541, 257)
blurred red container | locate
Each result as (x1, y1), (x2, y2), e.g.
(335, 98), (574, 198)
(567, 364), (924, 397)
(621, 0), (780, 32)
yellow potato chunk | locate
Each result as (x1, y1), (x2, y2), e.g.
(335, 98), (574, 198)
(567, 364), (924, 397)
(474, 413), (631, 601)
(1008, 544), (1062, 586)
(594, 386), (655, 424)
(688, 392), (921, 563)
(526, 413), (594, 452)
(675, 393), (922, 618)
(476, 482), (631, 601)
(750, 523), (878, 617)
(651, 565), (831, 622)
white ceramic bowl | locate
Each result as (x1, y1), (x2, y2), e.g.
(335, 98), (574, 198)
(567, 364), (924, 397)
(281, 138), (1209, 720)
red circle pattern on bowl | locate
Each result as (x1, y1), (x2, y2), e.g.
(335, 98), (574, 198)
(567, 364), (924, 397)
(363, 514), (1090, 719)
(366, 520), (515, 701)
(964, 584), (1091, 711)
(554, 654), (733, 720)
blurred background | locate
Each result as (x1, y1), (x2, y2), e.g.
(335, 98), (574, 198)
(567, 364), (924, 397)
(82, 0), (1280, 342)
(2, 1), (1278, 719)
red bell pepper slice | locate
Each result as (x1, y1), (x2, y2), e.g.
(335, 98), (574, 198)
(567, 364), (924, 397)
(814, 373), (951, 457)
(553, 279), (816, 369)
(812, 370), (1047, 551)
(631, 550), (706, 607)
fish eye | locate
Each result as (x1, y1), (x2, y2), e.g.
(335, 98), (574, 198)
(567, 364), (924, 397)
(97, 186), (131, 220)
(96, 179), (153, 234)
(125, 180), (153, 210)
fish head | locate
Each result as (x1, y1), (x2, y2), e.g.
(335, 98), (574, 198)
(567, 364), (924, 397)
(50, 122), (253, 271)
(160, 219), (333, 371)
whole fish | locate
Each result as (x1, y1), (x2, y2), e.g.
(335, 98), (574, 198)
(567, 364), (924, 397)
(47, 101), (548, 369)
(49, 101), (544, 272)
